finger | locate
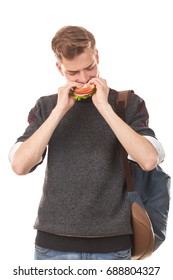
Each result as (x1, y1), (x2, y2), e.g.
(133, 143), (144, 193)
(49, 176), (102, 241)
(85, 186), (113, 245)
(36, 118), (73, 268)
(68, 82), (84, 91)
(88, 77), (106, 86)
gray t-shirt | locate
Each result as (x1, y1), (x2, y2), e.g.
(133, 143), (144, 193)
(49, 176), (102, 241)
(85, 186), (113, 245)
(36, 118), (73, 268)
(16, 89), (155, 238)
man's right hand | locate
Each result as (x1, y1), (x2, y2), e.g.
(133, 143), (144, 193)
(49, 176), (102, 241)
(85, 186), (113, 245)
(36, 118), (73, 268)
(55, 82), (83, 115)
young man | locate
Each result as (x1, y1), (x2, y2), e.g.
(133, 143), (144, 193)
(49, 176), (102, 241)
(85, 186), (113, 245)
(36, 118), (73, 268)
(9, 26), (165, 260)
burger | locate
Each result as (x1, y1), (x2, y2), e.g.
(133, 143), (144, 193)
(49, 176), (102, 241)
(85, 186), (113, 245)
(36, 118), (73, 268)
(69, 84), (96, 101)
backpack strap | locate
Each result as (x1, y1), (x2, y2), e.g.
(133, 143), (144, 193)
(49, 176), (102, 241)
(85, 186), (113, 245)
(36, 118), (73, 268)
(116, 90), (134, 192)
(116, 90), (129, 119)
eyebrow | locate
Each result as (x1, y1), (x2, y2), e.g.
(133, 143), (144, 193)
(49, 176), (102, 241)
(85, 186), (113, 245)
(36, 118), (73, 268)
(65, 62), (95, 74)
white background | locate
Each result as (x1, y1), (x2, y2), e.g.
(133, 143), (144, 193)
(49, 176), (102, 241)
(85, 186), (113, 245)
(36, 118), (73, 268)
(0, 0), (172, 277)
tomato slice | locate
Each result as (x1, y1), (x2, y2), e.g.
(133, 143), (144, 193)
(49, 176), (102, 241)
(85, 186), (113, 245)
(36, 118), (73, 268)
(74, 84), (95, 95)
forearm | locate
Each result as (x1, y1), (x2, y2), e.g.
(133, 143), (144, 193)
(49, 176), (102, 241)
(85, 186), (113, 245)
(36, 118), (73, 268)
(11, 108), (63, 175)
(98, 103), (159, 170)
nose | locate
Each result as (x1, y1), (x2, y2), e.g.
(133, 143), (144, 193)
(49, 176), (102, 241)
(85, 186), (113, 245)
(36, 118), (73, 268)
(78, 71), (90, 84)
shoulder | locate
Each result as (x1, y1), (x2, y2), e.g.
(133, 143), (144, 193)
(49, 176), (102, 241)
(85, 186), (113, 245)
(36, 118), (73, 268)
(32, 93), (57, 113)
(37, 93), (57, 108)
(109, 88), (149, 123)
(28, 93), (57, 123)
(109, 88), (146, 110)
(109, 88), (144, 101)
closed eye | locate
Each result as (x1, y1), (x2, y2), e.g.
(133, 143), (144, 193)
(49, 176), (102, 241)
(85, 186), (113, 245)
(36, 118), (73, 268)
(66, 63), (96, 76)
(86, 63), (96, 71)
(68, 71), (78, 76)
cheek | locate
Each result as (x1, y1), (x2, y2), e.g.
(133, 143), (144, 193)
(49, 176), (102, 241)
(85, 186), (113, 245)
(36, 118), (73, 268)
(90, 68), (99, 78)
(65, 74), (77, 82)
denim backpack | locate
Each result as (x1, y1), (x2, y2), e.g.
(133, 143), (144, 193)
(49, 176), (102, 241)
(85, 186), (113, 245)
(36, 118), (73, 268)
(131, 162), (171, 250)
(116, 90), (171, 253)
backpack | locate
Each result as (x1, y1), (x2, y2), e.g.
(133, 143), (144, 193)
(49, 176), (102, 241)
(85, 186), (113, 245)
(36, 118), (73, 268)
(116, 90), (171, 254)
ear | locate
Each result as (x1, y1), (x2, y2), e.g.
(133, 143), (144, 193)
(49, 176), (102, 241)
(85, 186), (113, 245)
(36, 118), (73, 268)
(95, 49), (99, 64)
(56, 62), (64, 76)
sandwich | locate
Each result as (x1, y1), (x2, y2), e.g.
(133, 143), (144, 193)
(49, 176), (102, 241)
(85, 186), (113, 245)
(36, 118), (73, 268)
(69, 84), (96, 101)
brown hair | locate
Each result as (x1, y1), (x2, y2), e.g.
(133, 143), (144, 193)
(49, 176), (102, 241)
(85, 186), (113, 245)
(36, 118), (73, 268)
(51, 26), (96, 61)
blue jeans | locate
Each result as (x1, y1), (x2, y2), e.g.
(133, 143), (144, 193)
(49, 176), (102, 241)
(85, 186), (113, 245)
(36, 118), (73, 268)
(34, 246), (131, 260)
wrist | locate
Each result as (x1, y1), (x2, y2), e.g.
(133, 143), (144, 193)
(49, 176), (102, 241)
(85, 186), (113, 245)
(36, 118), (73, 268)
(96, 102), (113, 116)
(50, 107), (65, 123)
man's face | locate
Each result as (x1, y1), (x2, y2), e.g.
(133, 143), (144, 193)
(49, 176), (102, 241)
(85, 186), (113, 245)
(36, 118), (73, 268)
(56, 48), (99, 85)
